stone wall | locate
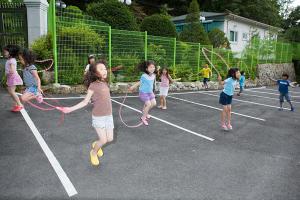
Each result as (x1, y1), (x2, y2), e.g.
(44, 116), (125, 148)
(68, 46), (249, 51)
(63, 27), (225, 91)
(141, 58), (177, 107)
(257, 63), (295, 86)
(43, 79), (258, 94)
(38, 63), (294, 94)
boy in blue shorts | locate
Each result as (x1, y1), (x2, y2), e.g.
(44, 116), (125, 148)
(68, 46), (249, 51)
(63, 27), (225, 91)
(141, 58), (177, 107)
(269, 73), (296, 111)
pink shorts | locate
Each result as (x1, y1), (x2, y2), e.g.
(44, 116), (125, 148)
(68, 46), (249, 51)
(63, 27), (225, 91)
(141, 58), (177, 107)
(6, 73), (23, 87)
(139, 92), (155, 102)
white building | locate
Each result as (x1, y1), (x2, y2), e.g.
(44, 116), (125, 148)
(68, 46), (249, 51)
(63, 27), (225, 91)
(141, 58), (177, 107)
(172, 12), (283, 53)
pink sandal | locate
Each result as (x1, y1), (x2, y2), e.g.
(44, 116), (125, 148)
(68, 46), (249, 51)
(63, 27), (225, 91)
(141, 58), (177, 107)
(141, 117), (149, 126)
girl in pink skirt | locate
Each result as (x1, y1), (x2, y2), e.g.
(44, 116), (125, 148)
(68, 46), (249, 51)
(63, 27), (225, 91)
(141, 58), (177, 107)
(3, 45), (23, 112)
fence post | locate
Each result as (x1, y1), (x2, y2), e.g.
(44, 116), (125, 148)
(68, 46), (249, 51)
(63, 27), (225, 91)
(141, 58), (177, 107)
(280, 43), (283, 63)
(144, 31), (147, 60)
(197, 43), (201, 81)
(173, 37), (176, 77)
(108, 26), (112, 84)
(49, 0), (58, 84)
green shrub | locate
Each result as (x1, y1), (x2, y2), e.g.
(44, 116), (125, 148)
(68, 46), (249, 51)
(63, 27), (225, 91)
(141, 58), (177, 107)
(140, 14), (177, 37)
(86, 1), (138, 31)
(30, 34), (53, 60)
(111, 53), (141, 82)
(208, 28), (230, 49)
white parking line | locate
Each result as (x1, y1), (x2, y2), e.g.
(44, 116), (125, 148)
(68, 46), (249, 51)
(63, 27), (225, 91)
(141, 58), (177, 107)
(168, 96), (266, 121)
(199, 92), (290, 110)
(111, 99), (215, 141)
(238, 93), (300, 104)
(20, 109), (78, 197)
(245, 90), (300, 98)
(251, 87), (300, 94)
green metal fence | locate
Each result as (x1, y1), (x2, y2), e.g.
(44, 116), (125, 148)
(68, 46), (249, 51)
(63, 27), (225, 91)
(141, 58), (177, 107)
(50, 7), (297, 84)
(0, 3), (28, 50)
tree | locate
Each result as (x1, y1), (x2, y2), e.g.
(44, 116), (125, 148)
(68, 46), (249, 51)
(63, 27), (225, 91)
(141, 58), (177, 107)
(140, 14), (177, 37)
(178, 0), (210, 44)
(208, 28), (230, 49)
(282, 6), (300, 42)
(284, 6), (300, 28)
(86, 1), (138, 30)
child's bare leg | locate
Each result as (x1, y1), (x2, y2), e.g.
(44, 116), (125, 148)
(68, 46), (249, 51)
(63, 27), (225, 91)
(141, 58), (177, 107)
(159, 96), (163, 107)
(227, 105), (232, 125)
(163, 96), (167, 108)
(7, 86), (22, 106)
(142, 101), (152, 119)
(106, 128), (114, 143)
(221, 106), (227, 125)
(150, 98), (156, 109)
(93, 128), (108, 155)
(21, 93), (35, 103)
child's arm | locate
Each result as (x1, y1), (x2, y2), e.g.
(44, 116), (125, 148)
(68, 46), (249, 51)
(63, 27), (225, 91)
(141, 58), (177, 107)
(267, 74), (277, 82)
(59, 89), (94, 113)
(129, 81), (140, 92)
(290, 81), (296, 88)
(31, 70), (43, 93)
(218, 75), (224, 85)
(9, 63), (16, 74)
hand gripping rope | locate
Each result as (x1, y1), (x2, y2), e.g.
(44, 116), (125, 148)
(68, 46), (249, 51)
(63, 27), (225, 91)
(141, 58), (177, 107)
(118, 92), (143, 128)
(26, 93), (65, 126)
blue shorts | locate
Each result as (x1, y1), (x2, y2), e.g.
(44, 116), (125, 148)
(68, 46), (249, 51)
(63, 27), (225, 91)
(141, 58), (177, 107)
(203, 78), (209, 84)
(279, 93), (291, 102)
(219, 91), (233, 105)
(25, 86), (38, 95)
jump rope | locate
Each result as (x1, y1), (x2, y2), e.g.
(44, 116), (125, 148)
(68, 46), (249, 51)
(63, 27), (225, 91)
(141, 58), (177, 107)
(23, 51), (231, 128)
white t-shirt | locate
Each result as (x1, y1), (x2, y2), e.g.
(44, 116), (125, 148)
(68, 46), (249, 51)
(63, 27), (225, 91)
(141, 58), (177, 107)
(85, 64), (90, 73)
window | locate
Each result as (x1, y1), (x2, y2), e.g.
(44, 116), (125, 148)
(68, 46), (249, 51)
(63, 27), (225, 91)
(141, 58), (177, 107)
(242, 33), (249, 41)
(229, 31), (238, 42)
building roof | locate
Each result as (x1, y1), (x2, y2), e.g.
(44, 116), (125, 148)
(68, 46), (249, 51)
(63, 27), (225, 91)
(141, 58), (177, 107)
(172, 11), (283, 31)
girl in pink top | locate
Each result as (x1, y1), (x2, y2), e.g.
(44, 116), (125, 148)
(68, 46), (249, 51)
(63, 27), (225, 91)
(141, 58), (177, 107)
(58, 60), (114, 166)
(3, 45), (23, 112)
(157, 67), (173, 110)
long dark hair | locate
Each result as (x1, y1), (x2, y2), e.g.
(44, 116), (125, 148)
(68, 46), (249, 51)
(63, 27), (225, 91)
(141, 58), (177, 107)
(87, 54), (95, 64)
(138, 60), (156, 74)
(19, 48), (36, 67)
(159, 67), (172, 82)
(84, 59), (108, 88)
(227, 67), (239, 80)
(3, 45), (20, 58)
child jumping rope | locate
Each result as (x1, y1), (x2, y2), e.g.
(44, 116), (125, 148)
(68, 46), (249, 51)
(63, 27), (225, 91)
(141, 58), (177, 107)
(3, 45), (23, 112)
(129, 60), (157, 126)
(58, 60), (113, 166)
(157, 67), (173, 110)
(237, 71), (245, 96)
(18, 48), (43, 104)
(269, 73), (296, 111)
(200, 64), (212, 90)
(218, 68), (240, 131)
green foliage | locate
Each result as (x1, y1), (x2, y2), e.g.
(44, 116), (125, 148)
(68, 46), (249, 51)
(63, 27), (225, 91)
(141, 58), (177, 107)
(111, 53), (141, 82)
(147, 43), (167, 65)
(284, 27), (300, 43)
(30, 34), (53, 60)
(284, 6), (300, 29)
(57, 24), (106, 84)
(86, 1), (138, 31)
(178, 0), (210, 44)
(140, 14), (177, 37)
(208, 28), (230, 49)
